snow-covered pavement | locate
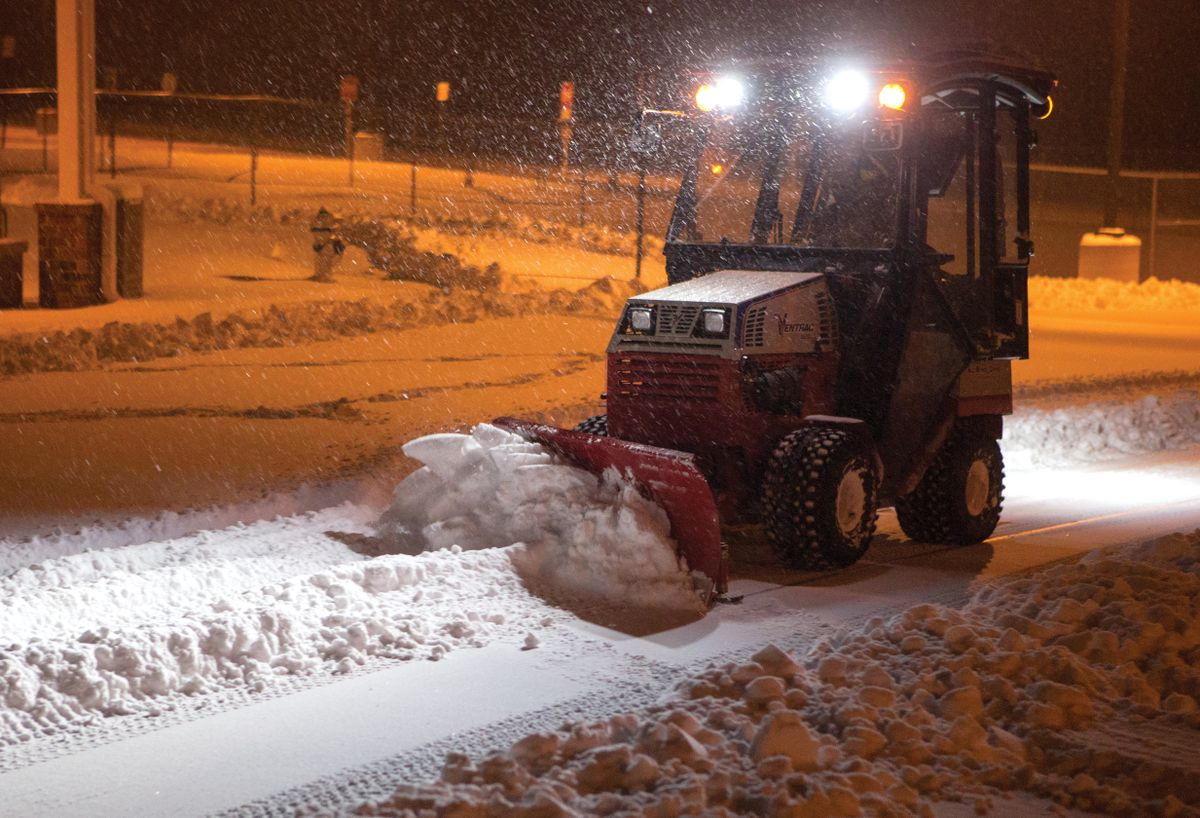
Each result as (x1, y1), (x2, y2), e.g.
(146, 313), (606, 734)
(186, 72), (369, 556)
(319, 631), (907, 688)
(0, 275), (1198, 816)
(2, 133), (1199, 815)
(0, 411), (1198, 816)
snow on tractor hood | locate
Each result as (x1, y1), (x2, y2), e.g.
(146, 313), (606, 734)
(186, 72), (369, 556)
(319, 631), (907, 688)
(627, 269), (822, 306)
(612, 269), (835, 358)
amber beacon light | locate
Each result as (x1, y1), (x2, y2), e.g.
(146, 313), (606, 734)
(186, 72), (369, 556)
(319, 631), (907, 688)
(878, 83), (907, 110)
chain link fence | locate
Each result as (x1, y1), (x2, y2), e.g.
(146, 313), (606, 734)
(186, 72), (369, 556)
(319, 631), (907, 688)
(3, 89), (1199, 283)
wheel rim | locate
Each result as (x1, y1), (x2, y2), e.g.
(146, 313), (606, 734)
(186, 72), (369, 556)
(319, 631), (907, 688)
(835, 465), (868, 537)
(964, 458), (991, 517)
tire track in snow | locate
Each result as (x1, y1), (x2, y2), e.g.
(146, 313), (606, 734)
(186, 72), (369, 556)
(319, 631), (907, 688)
(0, 357), (596, 426)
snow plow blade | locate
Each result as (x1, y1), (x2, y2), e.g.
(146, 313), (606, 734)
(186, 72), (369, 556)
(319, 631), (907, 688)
(493, 417), (728, 596)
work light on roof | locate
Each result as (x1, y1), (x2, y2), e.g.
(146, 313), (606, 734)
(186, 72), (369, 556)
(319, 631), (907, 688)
(825, 69), (870, 112)
(695, 76), (745, 113)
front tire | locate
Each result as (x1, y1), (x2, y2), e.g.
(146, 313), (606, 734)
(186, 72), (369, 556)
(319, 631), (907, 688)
(574, 414), (608, 436)
(896, 424), (1004, 545)
(762, 426), (880, 569)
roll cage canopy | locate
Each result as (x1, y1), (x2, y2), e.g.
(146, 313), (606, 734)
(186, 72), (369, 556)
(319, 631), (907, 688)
(917, 55), (1055, 117)
(658, 52), (1056, 259)
(654, 52), (1057, 361)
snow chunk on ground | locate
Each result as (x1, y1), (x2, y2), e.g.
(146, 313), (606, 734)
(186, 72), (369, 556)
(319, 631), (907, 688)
(347, 530), (1200, 818)
(375, 424), (705, 614)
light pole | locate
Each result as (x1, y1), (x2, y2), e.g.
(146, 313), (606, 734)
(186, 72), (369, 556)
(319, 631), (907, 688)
(56, 0), (96, 201)
(1103, 0), (1130, 228)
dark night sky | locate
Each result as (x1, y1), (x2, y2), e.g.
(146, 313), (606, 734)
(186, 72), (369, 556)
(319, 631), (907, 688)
(3, 0), (1199, 166)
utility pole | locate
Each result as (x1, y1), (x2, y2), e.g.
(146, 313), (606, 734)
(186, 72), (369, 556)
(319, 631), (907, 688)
(56, 0), (96, 201)
(1104, 0), (1130, 227)
(38, 0), (106, 309)
(340, 75), (359, 188)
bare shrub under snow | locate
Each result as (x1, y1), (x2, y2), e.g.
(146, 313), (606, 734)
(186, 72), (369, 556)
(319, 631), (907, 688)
(347, 532), (1200, 818)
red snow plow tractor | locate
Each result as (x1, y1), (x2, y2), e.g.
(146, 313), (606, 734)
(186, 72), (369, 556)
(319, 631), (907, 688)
(497, 54), (1055, 596)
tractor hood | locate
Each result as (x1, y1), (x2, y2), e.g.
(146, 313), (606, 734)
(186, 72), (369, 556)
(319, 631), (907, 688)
(610, 269), (836, 358)
(628, 270), (822, 306)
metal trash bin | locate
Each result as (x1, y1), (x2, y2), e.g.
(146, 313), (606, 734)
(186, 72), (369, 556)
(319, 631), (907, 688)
(35, 107), (58, 136)
(1078, 228), (1141, 282)
(37, 202), (104, 308)
(0, 238), (26, 308)
(115, 195), (144, 297)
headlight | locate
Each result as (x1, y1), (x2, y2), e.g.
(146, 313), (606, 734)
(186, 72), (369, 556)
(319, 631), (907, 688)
(695, 307), (730, 338)
(701, 308), (726, 335)
(628, 306), (654, 332)
(695, 76), (745, 113)
(825, 69), (870, 112)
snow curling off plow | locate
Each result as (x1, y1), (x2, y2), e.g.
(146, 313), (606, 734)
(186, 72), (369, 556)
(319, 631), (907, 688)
(492, 417), (728, 596)
(499, 52), (1056, 597)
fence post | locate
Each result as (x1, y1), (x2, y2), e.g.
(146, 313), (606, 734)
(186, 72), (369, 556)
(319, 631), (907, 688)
(410, 162), (417, 218)
(250, 143), (258, 206)
(344, 100), (354, 187)
(577, 172), (586, 230)
(1147, 175), (1159, 281)
(108, 112), (117, 178)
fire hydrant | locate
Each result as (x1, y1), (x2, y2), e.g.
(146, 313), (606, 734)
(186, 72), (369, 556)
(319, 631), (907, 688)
(311, 207), (344, 282)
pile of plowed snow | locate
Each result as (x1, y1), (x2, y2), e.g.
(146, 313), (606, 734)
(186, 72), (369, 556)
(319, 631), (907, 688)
(0, 426), (699, 746)
(1006, 390), (1200, 465)
(0, 276), (645, 377)
(414, 213), (666, 259)
(349, 531), (1200, 818)
(376, 424), (704, 613)
(0, 508), (532, 747)
(1030, 275), (1200, 314)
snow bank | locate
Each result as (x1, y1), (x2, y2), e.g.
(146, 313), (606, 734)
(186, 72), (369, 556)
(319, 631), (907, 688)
(0, 276), (645, 377)
(147, 186), (308, 226)
(1006, 390), (1200, 465)
(147, 184), (662, 259)
(349, 531), (1200, 818)
(415, 213), (666, 259)
(0, 507), (550, 747)
(0, 477), (384, 574)
(375, 424), (705, 614)
(1030, 275), (1200, 314)
(0, 175), (58, 207)
(0, 424), (699, 747)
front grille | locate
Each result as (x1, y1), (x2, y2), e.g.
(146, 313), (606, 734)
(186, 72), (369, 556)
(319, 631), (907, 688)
(612, 355), (721, 402)
(743, 306), (767, 347)
(655, 304), (701, 337)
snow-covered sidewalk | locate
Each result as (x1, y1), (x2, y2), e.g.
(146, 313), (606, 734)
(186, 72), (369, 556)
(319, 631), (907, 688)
(343, 531), (1200, 818)
(0, 425), (704, 751)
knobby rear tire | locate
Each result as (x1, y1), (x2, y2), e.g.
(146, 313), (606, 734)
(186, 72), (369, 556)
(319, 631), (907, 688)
(896, 424), (1004, 545)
